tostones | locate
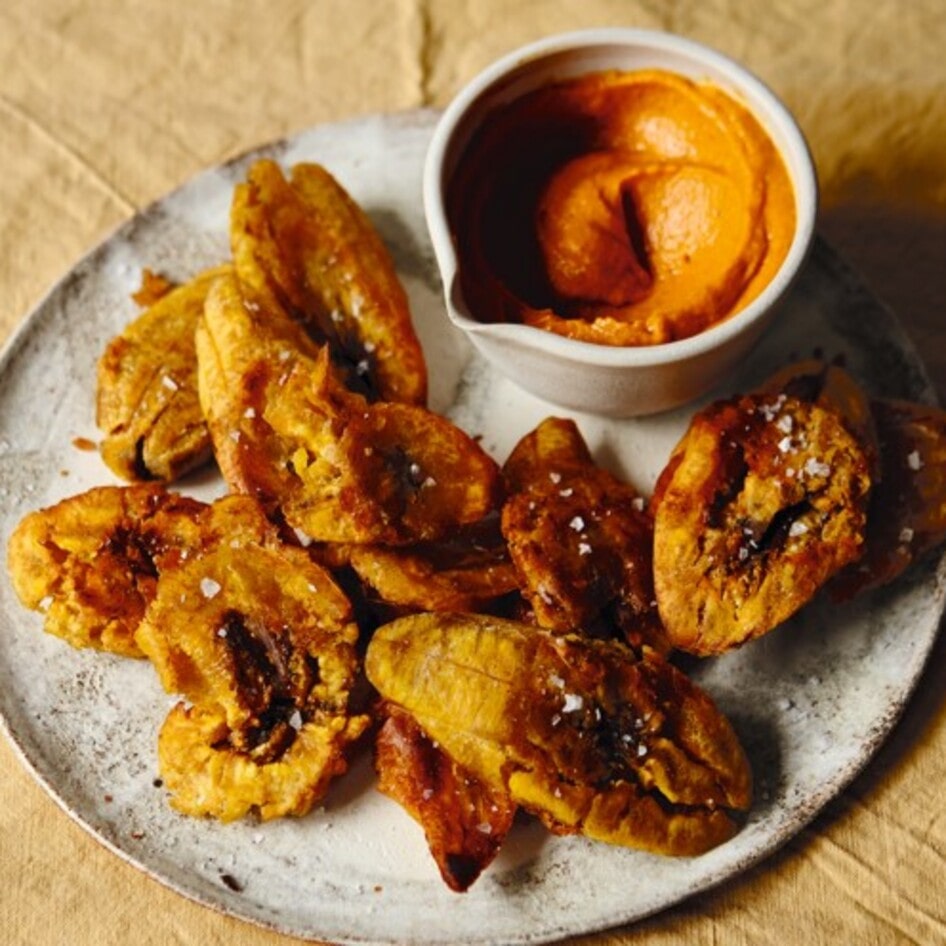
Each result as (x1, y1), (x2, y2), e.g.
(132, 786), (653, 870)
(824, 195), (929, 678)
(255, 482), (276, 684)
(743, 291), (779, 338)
(135, 493), (369, 821)
(231, 159), (427, 405)
(501, 417), (668, 653)
(6, 484), (207, 657)
(651, 391), (872, 655)
(196, 272), (501, 545)
(96, 266), (228, 482)
(344, 516), (519, 617)
(832, 397), (946, 598)
(757, 358), (880, 478)
(375, 701), (517, 891)
(366, 612), (752, 858)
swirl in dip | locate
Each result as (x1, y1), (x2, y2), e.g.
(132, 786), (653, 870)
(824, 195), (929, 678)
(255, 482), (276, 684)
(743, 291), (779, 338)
(447, 68), (797, 346)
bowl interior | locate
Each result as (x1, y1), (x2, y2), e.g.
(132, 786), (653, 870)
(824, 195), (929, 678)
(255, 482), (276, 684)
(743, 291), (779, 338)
(423, 28), (818, 371)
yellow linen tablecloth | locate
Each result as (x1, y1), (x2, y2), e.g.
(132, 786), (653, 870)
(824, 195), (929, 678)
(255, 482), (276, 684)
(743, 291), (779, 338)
(1, 2), (944, 944)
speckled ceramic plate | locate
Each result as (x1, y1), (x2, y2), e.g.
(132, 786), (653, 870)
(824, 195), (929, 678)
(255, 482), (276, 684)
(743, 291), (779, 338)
(0, 110), (943, 946)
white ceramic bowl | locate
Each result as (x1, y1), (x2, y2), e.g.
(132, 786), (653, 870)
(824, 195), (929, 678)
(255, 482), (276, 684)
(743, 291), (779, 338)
(423, 28), (818, 417)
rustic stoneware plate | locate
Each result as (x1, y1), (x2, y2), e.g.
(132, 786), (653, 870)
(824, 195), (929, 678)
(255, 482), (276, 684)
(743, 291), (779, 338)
(0, 110), (943, 946)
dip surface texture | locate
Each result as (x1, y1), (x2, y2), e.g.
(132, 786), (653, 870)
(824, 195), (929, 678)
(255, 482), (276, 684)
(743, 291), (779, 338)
(448, 68), (796, 346)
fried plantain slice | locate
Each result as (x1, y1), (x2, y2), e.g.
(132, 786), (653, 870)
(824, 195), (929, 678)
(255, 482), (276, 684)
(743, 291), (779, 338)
(760, 362), (946, 596)
(6, 484), (207, 657)
(135, 493), (369, 821)
(501, 417), (668, 653)
(268, 358), (502, 544)
(758, 358), (880, 479)
(157, 702), (363, 822)
(375, 701), (517, 892)
(652, 392), (872, 655)
(832, 398), (946, 599)
(231, 158), (427, 405)
(501, 413), (597, 492)
(345, 516), (519, 615)
(366, 612), (752, 858)
(195, 270), (319, 500)
(96, 265), (228, 482)
(197, 272), (501, 544)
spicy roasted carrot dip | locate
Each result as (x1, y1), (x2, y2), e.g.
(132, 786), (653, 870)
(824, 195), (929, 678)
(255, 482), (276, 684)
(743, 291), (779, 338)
(447, 68), (796, 346)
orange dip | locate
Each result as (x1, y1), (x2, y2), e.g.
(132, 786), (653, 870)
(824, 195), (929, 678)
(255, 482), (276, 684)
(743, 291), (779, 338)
(447, 68), (796, 346)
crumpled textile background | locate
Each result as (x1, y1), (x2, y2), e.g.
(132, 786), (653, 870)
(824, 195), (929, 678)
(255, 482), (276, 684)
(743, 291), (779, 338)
(1, 2), (944, 944)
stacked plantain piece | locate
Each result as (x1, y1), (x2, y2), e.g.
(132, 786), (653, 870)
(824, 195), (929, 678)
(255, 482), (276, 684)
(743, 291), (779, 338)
(8, 159), (946, 893)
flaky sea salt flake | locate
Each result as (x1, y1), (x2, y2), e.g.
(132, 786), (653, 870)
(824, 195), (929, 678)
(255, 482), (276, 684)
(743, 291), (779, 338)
(562, 693), (584, 713)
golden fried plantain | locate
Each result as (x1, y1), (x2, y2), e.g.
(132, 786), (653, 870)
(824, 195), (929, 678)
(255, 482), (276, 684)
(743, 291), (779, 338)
(366, 612), (752, 858)
(759, 361), (946, 595)
(157, 702), (363, 822)
(268, 360), (502, 544)
(96, 266), (228, 482)
(231, 158), (427, 405)
(501, 417), (668, 653)
(197, 272), (501, 544)
(501, 413), (597, 491)
(758, 358), (880, 479)
(652, 392), (872, 655)
(135, 493), (369, 820)
(345, 516), (519, 615)
(6, 485), (207, 657)
(195, 271), (319, 501)
(832, 398), (946, 599)
(376, 701), (517, 891)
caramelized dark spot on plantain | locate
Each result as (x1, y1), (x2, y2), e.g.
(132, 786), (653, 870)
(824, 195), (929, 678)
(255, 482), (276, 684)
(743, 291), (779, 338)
(101, 525), (161, 579)
(218, 610), (293, 715)
(705, 441), (748, 531)
(780, 370), (825, 404)
(444, 854), (483, 893)
(327, 330), (380, 402)
(132, 437), (158, 481)
(242, 698), (302, 763)
(748, 500), (813, 557)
